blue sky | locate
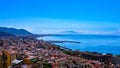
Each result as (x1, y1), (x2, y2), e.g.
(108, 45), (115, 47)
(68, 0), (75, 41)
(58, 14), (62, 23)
(0, 0), (120, 34)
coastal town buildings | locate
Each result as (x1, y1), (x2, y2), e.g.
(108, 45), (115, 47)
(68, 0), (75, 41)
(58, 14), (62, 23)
(0, 37), (120, 68)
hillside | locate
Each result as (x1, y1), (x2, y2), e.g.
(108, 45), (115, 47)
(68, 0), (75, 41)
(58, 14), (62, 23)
(0, 27), (33, 36)
(0, 30), (15, 37)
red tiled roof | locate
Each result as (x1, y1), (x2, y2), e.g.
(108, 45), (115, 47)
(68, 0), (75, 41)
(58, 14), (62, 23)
(0, 51), (2, 56)
(4, 50), (17, 55)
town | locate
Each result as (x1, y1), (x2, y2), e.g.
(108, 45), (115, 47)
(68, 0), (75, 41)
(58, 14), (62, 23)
(0, 36), (120, 68)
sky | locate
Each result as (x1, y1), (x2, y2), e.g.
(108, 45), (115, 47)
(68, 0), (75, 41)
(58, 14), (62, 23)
(0, 0), (120, 34)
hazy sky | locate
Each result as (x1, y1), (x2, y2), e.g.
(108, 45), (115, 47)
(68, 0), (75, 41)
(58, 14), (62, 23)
(0, 0), (120, 34)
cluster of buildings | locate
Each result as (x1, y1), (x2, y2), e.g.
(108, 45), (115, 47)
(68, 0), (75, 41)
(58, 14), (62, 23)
(0, 37), (120, 68)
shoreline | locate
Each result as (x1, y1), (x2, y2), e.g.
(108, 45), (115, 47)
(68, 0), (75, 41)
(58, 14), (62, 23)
(38, 38), (119, 56)
(37, 35), (120, 55)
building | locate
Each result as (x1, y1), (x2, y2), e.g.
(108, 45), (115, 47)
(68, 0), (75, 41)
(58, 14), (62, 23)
(2, 50), (17, 68)
(0, 51), (3, 68)
(82, 53), (112, 63)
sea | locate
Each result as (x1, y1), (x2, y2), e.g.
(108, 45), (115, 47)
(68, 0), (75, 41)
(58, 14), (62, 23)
(38, 35), (120, 55)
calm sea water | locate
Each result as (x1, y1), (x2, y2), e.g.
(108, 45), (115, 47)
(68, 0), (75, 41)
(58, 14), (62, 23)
(38, 35), (120, 55)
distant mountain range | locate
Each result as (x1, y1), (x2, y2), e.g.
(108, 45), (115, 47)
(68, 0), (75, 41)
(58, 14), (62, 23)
(60, 31), (120, 36)
(0, 27), (33, 36)
(60, 31), (82, 35)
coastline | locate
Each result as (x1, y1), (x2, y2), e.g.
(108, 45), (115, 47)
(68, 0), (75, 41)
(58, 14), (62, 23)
(1, 35), (120, 67)
(37, 35), (120, 55)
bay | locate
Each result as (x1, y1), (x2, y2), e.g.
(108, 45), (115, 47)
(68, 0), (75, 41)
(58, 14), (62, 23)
(38, 35), (120, 55)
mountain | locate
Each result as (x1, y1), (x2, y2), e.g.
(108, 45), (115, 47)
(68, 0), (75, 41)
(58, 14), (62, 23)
(60, 31), (82, 35)
(0, 27), (33, 36)
(0, 30), (15, 37)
